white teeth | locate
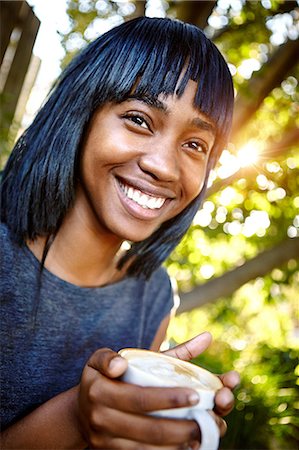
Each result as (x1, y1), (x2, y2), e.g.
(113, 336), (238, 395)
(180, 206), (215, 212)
(140, 194), (148, 207)
(119, 181), (166, 210)
(147, 197), (157, 209)
(132, 190), (140, 202)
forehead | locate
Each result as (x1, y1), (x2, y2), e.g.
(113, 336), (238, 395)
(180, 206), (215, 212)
(123, 80), (216, 133)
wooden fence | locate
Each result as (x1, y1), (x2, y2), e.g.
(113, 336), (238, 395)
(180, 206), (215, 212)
(0, 0), (40, 147)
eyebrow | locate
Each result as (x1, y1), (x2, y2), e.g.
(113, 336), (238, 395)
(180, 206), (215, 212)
(191, 117), (216, 135)
(125, 94), (168, 112)
(126, 94), (216, 136)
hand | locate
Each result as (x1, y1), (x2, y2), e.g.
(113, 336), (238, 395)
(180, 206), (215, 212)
(78, 347), (207, 449)
(163, 332), (240, 437)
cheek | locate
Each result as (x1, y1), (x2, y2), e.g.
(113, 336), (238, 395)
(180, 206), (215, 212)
(85, 130), (137, 167)
(184, 163), (209, 200)
(80, 137), (112, 176)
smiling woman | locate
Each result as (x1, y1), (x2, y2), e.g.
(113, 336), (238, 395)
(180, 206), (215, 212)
(0, 16), (238, 450)
(79, 82), (215, 245)
(1, 17), (233, 277)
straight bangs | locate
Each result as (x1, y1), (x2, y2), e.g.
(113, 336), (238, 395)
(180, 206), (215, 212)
(90, 17), (234, 151)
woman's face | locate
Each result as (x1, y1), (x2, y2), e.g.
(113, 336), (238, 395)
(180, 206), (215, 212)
(77, 80), (216, 242)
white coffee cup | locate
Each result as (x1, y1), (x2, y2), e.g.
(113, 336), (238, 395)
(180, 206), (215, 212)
(119, 348), (223, 450)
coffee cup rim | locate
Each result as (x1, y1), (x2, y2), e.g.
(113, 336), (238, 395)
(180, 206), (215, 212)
(118, 348), (223, 391)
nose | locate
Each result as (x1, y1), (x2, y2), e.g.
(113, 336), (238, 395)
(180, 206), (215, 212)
(138, 140), (180, 183)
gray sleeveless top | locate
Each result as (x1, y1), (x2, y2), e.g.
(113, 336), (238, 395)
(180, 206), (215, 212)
(0, 223), (173, 429)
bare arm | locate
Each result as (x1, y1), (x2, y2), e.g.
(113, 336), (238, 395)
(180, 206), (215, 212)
(0, 387), (86, 450)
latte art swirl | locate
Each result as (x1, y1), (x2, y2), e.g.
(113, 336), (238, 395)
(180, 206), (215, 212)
(119, 349), (223, 392)
(129, 357), (211, 389)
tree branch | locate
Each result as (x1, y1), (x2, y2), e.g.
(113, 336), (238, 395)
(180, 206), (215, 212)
(177, 238), (299, 313)
(232, 38), (299, 138)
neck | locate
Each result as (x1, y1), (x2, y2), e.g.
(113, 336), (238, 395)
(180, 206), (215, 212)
(27, 201), (127, 288)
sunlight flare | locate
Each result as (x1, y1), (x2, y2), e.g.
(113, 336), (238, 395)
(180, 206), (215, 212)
(236, 140), (262, 167)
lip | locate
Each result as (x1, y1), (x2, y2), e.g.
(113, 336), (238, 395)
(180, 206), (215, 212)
(115, 176), (174, 221)
(116, 176), (177, 200)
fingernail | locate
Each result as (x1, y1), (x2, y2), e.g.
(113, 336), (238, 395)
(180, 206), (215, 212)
(188, 392), (200, 405)
(108, 356), (124, 370)
(189, 441), (200, 450)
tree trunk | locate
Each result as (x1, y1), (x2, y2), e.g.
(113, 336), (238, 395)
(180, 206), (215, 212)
(170, 1), (216, 28)
(177, 238), (299, 313)
(128, 1), (146, 19)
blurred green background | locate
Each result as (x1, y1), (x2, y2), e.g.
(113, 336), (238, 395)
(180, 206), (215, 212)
(1, 1), (298, 448)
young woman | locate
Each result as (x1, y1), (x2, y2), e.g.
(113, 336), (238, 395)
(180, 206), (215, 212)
(0, 17), (239, 449)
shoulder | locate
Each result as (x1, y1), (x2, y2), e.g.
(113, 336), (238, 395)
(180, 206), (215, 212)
(150, 265), (171, 285)
(0, 221), (10, 240)
(0, 222), (24, 259)
(0, 222), (31, 281)
(139, 266), (174, 311)
(0, 222), (16, 260)
(135, 267), (175, 349)
(0, 223), (22, 297)
(143, 266), (172, 294)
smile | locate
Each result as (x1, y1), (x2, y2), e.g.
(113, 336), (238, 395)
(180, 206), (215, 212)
(118, 180), (166, 210)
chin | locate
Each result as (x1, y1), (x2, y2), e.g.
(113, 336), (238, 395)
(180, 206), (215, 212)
(111, 222), (159, 243)
(122, 231), (154, 243)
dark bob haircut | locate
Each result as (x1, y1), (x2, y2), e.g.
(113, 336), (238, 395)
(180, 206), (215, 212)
(1, 16), (234, 277)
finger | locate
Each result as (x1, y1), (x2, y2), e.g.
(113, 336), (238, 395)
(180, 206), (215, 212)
(163, 332), (212, 361)
(218, 370), (240, 390)
(88, 348), (128, 378)
(208, 411), (227, 437)
(88, 432), (191, 450)
(214, 387), (235, 416)
(109, 437), (195, 450)
(91, 408), (200, 446)
(91, 377), (200, 413)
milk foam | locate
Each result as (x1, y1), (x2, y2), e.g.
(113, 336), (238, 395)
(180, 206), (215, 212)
(129, 356), (211, 390)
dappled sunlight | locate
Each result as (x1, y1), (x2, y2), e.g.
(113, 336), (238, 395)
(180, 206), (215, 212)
(199, 264), (215, 280)
(215, 140), (262, 182)
(193, 209), (212, 228)
(237, 58), (261, 79)
(217, 149), (241, 179)
(191, 136), (297, 243)
(219, 186), (244, 206)
(242, 210), (271, 237)
(287, 214), (299, 238)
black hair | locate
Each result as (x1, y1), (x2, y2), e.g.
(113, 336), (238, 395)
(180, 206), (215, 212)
(0, 16), (234, 277)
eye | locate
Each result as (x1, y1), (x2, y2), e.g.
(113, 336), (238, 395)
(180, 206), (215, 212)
(183, 140), (209, 155)
(123, 113), (150, 130)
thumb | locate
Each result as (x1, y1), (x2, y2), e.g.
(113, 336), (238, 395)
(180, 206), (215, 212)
(88, 348), (128, 379)
(163, 331), (212, 361)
